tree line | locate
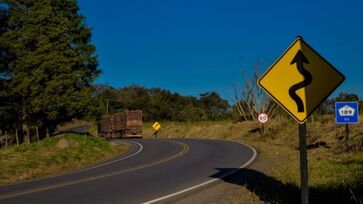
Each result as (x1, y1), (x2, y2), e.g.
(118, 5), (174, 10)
(95, 85), (231, 122)
(94, 83), (363, 123)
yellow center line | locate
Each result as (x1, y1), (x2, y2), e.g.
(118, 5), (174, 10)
(0, 140), (189, 200)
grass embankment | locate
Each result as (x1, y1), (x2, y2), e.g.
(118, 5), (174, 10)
(0, 133), (127, 185)
(143, 115), (363, 203)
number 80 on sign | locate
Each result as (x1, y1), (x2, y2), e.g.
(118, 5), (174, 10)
(258, 113), (269, 124)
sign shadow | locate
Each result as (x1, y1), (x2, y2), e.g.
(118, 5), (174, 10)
(210, 168), (362, 204)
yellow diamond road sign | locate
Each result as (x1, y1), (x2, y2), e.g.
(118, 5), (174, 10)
(258, 37), (345, 123)
(152, 122), (161, 131)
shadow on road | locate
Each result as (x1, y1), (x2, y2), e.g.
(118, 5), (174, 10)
(210, 168), (362, 204)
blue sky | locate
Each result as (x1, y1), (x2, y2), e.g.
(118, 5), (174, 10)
(78, 0), (363, 99)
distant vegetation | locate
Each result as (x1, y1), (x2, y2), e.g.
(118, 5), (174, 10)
(94, 84), (231, 121)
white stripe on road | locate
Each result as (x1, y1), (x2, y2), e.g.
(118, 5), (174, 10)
(143, 141), (257, 204)
(78, 141), (143, 171)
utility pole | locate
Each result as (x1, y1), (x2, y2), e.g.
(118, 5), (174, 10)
(105, 99), (109, 115)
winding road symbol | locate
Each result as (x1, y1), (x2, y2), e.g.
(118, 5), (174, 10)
(257, 37), (345, 123)
(289, 50), (312, 113)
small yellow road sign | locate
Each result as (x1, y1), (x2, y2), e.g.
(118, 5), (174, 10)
(152, 122), (161, 131)
(258, 37), (345, 123)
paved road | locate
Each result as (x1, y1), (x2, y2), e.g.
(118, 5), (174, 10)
(0, 139), (256, 204)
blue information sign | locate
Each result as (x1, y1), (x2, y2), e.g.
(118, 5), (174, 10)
(335, 102), (359, 124)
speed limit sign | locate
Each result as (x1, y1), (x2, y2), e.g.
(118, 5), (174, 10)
(258, 113), (269, 124)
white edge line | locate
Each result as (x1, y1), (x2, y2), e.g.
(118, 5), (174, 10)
(1, 141), (143, 187)
(78, 141), (143, 171)
(143, 141), (257, 204)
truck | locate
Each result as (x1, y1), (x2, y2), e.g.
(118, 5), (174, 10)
(99, 110), (143, 139)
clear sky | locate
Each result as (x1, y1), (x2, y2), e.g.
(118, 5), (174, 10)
(78, 0), (363, 100)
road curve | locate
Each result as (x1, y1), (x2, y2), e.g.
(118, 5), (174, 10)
(0, 138), (256, 204)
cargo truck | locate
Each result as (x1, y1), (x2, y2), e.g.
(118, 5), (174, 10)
(99, 110), (142, 139)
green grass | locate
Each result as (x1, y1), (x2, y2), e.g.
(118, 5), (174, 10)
(0, 133), (127, 185)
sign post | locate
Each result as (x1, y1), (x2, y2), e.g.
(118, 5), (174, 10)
(257, 113), (269, 135)
(299, 123), (308, 204)
(335, 102), (359, 141)
(258, 36), (345, 204)
(152, 122), (161, 138)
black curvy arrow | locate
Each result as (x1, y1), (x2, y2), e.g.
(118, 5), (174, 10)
(288, 50), (312, 113)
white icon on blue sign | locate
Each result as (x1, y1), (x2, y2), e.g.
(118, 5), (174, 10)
(335, 102), (359, 124)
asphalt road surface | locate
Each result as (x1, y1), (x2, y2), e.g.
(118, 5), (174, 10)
(0, 138), (256, 204)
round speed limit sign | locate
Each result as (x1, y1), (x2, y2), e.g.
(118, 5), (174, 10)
(257, 113), (269, 124)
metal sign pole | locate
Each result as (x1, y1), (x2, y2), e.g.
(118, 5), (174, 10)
(345, 124), (350, 141)
(299, 123), (309, 204)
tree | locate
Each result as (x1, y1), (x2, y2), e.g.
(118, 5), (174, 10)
(199, 92), (230, 120)
(315, 98), (335, 115)
(94, 84), (121, 115)
(0, 0), (100, 140)
(315, 92), (361, 116)
(335, 92), (359, 102)
(0, 2), (20, 143)
(232, 62), (277, 121)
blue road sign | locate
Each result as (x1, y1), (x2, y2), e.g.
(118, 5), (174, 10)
(335, 102), (359, 124)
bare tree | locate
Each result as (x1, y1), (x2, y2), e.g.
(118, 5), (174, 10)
(232, 61), (277, 121)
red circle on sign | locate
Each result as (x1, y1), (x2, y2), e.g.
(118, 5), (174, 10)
(257, 113), (269, 124)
